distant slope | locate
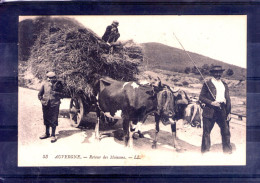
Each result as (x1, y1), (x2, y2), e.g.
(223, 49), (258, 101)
(141, 42), (246, 80)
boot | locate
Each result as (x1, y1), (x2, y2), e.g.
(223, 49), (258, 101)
(39, 125), (50, 139)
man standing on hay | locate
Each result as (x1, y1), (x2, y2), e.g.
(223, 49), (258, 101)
(102, 20), (120, 44)
(38, 71), (63, 143)
(199, 65), (232, 154)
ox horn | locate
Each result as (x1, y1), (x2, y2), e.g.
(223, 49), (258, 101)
(157, 77), (162, 88)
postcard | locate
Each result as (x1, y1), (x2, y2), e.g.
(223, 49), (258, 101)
(18, 15), (246, 166)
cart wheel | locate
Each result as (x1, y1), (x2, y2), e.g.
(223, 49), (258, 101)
(105, 117), (118, 126)
(69, 96), (84, 127)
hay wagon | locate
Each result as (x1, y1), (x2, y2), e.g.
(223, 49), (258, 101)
(67, 82), (118, 128)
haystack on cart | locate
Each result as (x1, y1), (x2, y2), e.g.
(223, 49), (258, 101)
(22, 18), (142, 128)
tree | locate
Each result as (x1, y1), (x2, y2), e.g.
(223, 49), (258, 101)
(200, 64), (210, 75)
(184, 67), (191, 74)
(202, 64), (210, 70)
(182, 81), (189, 86)
(226, 68), (234, 76)
(192, 66), (199, 75)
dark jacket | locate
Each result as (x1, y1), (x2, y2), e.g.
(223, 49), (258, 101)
(199, 79), (231, 119)
(38, 80), (63, 107)
(102, 25), (119, 42)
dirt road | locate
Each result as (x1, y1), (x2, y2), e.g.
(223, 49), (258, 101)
(18, 87), (246, 166)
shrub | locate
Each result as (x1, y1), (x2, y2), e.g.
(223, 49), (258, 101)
(226, 69), (234, 76)
(184, 67), (191, 74)
(182, 81), (189, 86)
(192, 67), (200, 75)
(171, 78), (179, 82)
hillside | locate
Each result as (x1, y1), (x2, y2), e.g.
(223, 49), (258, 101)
(141, 42), (246, 80)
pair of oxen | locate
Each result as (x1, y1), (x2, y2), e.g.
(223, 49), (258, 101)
(93, 77), (200, 151)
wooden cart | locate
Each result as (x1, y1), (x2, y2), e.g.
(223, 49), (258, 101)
(68, 90), (118, 128)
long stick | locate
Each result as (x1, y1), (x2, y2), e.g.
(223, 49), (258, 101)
(173, 32), (216, 100)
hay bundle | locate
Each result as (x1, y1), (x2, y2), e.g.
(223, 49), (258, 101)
(27, 17), (143, 96)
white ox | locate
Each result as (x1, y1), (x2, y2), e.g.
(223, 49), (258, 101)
(183, 97), (203, 128)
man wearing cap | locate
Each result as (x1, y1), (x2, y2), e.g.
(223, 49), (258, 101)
(102, 20), (120, 44)
(199, 65), (232, 154)
(38, 71), (63, 143)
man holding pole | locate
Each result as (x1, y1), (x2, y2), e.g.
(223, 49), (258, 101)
(199, 65), (232, 154)
(173, 32), (232, 154)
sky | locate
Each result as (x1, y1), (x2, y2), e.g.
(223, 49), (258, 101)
(19, 15), (247, 68)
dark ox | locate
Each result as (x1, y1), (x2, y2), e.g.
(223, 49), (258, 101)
(151, 89), (190, 151)
(94, 77), (174, 148)
(146, 91), (203, 151)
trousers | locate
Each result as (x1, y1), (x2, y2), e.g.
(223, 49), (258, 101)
(42, 103), (60, 127)
(201, 106), (232, 153)
(107, 32), (120, 43)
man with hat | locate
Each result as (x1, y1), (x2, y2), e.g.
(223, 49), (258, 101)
(38, 71), (64, 143)
(199, 65), (232, 154)
(102, 20), (120, 44)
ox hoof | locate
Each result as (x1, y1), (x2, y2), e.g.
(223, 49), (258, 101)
(95, 137), (101, 142)
(132, 133), (139, 140)
(133, 132), (145, 139)
(175, 146), (183, 152)
(152, 144), (157, 149)
(183, 124), (190, 128)
(125, 144), (134, 150)
(139, 133), (145, 138)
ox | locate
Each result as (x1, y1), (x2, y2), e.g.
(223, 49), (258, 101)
(94, 77), (175, 148)
(183, 99), (203, 128)
(148, 91), (204, 151)
(151, 88), (190, 151)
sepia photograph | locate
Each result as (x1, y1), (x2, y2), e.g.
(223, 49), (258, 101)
(18, 15), (246, 166)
